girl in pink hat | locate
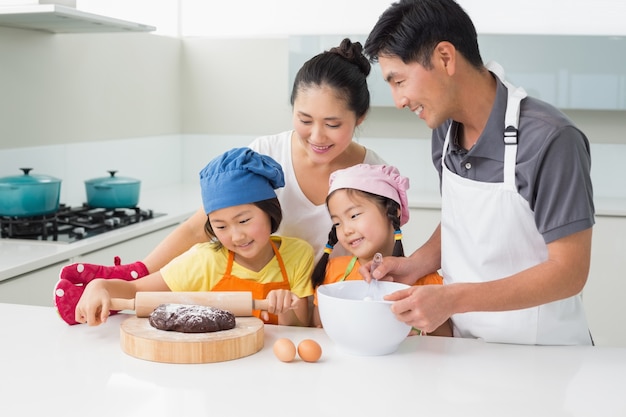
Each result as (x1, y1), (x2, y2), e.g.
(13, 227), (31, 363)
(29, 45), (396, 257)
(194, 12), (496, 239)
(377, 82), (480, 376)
(310, 163), (450, 336)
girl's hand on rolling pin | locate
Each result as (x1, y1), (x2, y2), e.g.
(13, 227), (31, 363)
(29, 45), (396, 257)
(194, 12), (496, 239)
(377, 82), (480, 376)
(262, 289), (298, 320)
(74, 279), (112, 326)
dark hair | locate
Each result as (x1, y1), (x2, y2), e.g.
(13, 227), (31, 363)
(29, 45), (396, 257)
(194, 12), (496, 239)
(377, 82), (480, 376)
(204, 198), (283, 250)
(290, 38), (371, 120)
(311, 189), (404, 288)
(364, 0), (483, 70)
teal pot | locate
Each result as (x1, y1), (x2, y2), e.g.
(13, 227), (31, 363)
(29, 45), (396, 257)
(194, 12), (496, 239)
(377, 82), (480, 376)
(0, 168), (62, 217)
(85, 170), (141, 209)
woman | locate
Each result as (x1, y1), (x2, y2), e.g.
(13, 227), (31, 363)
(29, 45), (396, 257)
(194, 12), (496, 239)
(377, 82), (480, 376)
(56, 38), (386, 302)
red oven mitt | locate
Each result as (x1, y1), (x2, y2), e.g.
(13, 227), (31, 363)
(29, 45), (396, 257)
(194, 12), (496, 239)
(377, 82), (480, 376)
(53, 257), (149, 325)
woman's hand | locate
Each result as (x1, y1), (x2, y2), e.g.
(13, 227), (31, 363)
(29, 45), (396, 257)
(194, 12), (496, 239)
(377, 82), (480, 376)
(74, 279), (113, 326)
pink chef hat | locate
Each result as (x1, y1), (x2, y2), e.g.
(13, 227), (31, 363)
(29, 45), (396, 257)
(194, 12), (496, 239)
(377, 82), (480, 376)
(328, 164), (410, 226)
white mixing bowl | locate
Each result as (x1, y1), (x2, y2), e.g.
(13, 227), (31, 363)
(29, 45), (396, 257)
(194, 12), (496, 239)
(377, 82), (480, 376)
(317, 280), (412, 356)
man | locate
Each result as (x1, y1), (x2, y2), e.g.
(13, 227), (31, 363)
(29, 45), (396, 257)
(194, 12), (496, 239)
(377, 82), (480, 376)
(360, 0), (594, 345)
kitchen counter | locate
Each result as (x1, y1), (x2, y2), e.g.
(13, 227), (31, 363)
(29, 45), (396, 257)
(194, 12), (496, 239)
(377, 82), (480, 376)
(406, 192), (626, 217)
(2, 182), (624, 283)
(2, 179), (624, 283)
(1, 302), (625, 417)
(593, 196), (626, 217)
(0, 184), (200, 282)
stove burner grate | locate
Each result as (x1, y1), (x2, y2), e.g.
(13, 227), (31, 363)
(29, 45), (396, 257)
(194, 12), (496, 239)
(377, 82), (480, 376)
(1, 204), (162, 243)
(0, 212), (59, 241)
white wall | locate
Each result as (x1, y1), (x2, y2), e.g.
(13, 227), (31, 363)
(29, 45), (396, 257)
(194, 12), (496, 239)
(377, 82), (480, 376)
(79, 0), (626, 37)
(180, 38), (293, 136)
(2, 0), (625, 150)
(77, 0), (180, 37)
(180, 0), (626, 37)
(456, 0), (626, 36)
(0, 27), (181, 149)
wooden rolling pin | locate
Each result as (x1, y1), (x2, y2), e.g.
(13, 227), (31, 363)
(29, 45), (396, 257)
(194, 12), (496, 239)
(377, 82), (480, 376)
(110, 291), (269, 317)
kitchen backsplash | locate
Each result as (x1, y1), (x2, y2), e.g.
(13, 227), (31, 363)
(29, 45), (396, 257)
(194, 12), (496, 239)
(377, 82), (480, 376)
(0, 135), (183, 207)
(0, 134), (623, 209)
(184, 136), (626, 205)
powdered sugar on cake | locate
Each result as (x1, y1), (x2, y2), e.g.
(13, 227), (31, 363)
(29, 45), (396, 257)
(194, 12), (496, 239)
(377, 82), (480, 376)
(149, 303), (236, 333)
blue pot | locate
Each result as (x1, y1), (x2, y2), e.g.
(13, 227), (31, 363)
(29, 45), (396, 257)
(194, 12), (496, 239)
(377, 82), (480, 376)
(0, 168), (62, 217)
(84, 170), (141, 209)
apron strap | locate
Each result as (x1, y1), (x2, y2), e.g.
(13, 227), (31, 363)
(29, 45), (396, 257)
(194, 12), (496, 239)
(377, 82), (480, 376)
(342, 256), (359, 281)
(269, 239), (291, 285)
(486, 61), (527, 187)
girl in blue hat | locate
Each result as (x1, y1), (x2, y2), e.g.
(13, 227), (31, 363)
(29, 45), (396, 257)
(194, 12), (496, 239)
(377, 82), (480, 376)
(70, 148), (314, 327)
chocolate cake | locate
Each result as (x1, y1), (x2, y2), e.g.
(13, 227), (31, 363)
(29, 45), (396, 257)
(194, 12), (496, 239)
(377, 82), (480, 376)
(148, 303), (236, 333)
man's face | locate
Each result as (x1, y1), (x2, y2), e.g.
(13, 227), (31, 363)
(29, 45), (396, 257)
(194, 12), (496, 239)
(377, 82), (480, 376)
(378, 54), (452, 129)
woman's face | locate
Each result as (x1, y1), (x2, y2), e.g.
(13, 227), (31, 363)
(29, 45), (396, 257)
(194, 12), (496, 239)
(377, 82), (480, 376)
(208, 203), (273, 263)
(292, 84), (363, 165)
(327, 190), (395, 262)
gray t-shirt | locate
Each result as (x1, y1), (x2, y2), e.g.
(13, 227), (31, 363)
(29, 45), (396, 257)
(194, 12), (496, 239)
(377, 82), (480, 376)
(433, 75), (594, 244)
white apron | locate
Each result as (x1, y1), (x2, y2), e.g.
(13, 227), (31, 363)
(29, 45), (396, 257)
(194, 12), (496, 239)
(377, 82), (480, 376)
(440, 62), (592, 345)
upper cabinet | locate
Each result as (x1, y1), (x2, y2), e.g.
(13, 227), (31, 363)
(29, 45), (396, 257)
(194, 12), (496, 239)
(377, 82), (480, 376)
(479, 34), (626, 111)
(0, 3), (155, 33)
(289, 34), (626, 111)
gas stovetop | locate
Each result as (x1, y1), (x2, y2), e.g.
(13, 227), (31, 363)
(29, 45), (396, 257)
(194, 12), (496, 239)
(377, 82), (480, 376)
(0, 204), (165, 243)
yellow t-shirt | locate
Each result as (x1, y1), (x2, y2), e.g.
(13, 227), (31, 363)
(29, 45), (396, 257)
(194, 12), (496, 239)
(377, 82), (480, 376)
(160, 235), (314, 298)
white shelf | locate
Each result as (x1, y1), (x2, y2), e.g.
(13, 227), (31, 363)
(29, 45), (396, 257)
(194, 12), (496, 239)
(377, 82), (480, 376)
(0, 4), (155, 33)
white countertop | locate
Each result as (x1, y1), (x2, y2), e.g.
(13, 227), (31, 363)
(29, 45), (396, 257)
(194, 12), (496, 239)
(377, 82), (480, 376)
(1, 302), (625, 417)
(0, 184), (200, 282)
(593, 196), (626, 217)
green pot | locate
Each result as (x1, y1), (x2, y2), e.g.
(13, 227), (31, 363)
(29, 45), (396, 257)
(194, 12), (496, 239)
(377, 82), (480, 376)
(0, 168), (62, 217)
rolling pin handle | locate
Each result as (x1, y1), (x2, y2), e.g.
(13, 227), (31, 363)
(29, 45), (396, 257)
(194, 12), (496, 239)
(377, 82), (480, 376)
(253, 299), (269, 312)
(110, 298), (135, 311)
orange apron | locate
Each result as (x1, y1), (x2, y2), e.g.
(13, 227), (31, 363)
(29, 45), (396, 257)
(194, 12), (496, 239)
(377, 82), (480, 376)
(211, 240), (290, 324)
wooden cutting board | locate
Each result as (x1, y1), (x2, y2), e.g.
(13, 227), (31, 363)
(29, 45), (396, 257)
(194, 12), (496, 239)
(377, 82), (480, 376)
(119, 316), (264, 364)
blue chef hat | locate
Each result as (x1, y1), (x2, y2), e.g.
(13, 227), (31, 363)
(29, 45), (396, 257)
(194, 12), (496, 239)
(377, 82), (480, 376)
(199, 147), (285, 215)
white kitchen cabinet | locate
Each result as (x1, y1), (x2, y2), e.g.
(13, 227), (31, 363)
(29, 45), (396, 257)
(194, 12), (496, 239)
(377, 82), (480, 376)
(0, 224), (177, 307)
(71, 224), (177, 267)
(403, 207), (441, 255)
(0, 261), (67, 307)
(582, 215), (626, 347)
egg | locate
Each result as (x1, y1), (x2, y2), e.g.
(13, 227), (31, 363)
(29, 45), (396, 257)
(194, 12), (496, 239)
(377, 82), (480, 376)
(297, 339), (322, 363)
(273, 338), (296, 362)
